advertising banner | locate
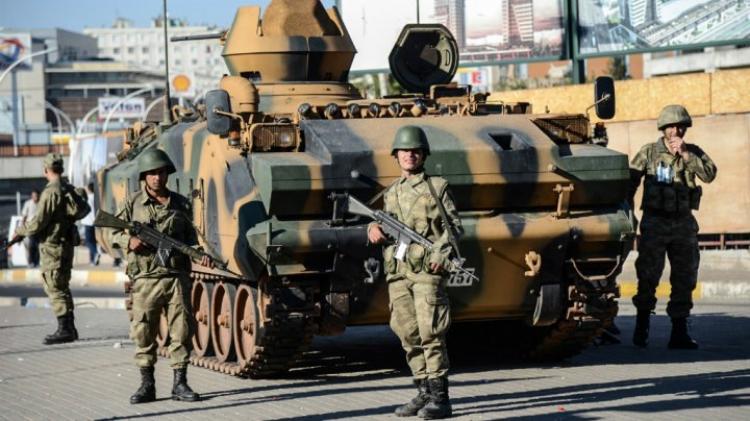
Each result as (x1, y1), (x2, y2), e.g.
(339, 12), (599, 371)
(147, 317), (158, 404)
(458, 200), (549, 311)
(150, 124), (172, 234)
(578, 0), (750, 56)
(97, 97), (146, 120)
(342, 0), (566, 71)
(0, 33), (32, 71)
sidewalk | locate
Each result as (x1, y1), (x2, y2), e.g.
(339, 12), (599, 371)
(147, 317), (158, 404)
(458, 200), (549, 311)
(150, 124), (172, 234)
(1, 246), (128, 289)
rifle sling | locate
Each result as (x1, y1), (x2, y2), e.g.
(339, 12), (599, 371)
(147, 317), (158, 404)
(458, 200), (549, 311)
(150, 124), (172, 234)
(426, 176), (462, 260)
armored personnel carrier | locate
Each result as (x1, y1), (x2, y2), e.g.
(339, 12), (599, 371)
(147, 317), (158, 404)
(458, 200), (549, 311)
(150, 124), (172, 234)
(97, 0), (633, 377)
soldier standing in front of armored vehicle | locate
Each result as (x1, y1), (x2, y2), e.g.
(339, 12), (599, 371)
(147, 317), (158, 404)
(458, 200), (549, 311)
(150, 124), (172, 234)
(629, 105), (717, 349)
(112, 148), (212, 404)
(13, 154), (81, 345)
(368, 126), (461, 419)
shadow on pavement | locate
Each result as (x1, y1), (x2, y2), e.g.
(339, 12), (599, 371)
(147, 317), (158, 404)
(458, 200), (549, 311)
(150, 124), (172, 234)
(457, 368), (750, 419)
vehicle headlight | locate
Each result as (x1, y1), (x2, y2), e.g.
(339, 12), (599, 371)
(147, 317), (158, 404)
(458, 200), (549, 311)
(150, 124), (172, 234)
(250, 124), (298, 151)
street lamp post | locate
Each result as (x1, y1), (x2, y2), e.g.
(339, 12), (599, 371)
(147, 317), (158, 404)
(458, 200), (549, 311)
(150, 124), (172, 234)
(0, 47), (58, 157)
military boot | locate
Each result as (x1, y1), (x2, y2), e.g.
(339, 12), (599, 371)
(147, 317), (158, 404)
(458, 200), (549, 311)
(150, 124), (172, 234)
(395, 378), (430, 417)
(67, 313), (79, 340)
(172, 367), (200, 402)
(417, 377), (452, 419)
(130, 367), (156, 404)
(43, 314), (77, 345)
(632, 310), (650, 348)
(668, 317), (699, 349)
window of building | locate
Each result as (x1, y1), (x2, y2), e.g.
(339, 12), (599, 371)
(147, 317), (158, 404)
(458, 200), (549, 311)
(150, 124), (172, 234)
(128, 47), (135, 54)
(192, 59), (198, 65)
(142, 46), (149, 54)
(175, 59), (181, 66)
(113, 47), (121, 54)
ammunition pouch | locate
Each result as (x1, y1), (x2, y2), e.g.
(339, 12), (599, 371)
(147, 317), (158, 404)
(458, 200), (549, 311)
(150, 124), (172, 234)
(407, 243), (426, 274)
(383, 245), (398, 274)
(643, 180), (701, 216)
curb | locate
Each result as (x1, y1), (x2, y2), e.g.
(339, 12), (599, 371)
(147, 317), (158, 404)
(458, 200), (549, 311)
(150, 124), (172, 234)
(0, 296), (126, 309)
(618, 280), (750, 301)
(0, 268), (128, 289)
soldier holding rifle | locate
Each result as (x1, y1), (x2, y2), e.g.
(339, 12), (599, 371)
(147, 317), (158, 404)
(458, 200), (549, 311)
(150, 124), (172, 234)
(368, 126), (462, 419)
(109, 148), (212, 404)
(12, 154), (87, 345)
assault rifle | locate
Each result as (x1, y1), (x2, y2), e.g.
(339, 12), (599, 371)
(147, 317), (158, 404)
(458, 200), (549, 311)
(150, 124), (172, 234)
(4, 234), (23, 250)
(94, 211), (243, 279)
(345, 195), (478, 286)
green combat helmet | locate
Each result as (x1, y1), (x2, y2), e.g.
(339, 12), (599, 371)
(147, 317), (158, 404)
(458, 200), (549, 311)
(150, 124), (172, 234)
(43, 153), (64, 171)
(138, 148), (176, 178)
(657, 104), (692, 130)
(391, 125), (430, 156)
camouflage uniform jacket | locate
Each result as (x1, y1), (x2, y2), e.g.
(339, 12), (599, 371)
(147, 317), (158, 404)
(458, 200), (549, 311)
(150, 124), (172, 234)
(380, 172), (462, 284)
(630, 137), (717, 214)
(16, 179), (75, 270)
(112, 189), (198, 280)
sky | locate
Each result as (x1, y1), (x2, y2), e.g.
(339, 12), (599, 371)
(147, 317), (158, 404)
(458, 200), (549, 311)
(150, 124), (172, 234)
(0, 0), (336, 32)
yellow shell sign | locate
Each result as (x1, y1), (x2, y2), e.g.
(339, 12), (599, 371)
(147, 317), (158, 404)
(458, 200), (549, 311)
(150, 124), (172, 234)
(172, 74), (192, 92)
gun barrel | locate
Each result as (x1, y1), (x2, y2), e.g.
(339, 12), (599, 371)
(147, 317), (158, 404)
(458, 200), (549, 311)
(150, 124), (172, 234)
(171, 33), (223, 42)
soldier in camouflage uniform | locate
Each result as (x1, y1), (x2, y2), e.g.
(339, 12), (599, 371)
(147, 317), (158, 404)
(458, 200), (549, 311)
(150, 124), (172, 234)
(14, 153), (79, 345)
(112, 148), (212, 404)
(368, 126), (461, 419)
(629, 105), (717, 349)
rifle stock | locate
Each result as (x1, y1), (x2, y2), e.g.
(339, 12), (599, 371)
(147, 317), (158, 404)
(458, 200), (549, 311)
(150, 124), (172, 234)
(94, 211), (131, 230)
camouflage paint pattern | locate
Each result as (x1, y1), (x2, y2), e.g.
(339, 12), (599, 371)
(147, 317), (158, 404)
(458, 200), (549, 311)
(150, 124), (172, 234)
(94, 0), (635, 375)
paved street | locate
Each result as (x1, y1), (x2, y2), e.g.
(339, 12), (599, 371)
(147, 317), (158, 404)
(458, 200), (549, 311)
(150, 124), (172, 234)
(0, 301), (749, 420)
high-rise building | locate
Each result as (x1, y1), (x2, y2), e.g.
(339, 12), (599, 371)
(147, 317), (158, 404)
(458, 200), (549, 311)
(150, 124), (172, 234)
(508, 0), (534, 45)
(433, 0), (466, 48)
(628, 0), (658, 28)
(83, 17), (227, 96)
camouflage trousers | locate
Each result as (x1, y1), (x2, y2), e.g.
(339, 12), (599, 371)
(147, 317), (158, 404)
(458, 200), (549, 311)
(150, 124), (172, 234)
(41, 268), (74, 317)
(130, 276), (194, 368)
(388, 277), (451, 379)
(633, 213), (700, 318)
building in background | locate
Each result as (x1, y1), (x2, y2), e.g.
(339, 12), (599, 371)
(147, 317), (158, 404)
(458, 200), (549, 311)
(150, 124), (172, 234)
(433, 0), (466, 49)
(83, 17), (227, 96)
(1, 29), (99, 149)
(45, 59), (164, 127)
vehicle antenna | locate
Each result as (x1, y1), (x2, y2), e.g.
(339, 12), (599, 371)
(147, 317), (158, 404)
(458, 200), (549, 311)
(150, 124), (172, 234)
(162, 0), (173, 123)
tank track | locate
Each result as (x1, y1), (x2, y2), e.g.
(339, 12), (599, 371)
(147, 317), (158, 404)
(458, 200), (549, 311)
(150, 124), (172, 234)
(127, 271), (317, 378)
(524, 284), (619, 361)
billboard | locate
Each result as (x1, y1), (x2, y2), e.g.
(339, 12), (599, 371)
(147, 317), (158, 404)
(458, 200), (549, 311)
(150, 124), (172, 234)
(0, 33), (32, 70)
(577, 0), (750, 56)
(342, 0), (566, 71)
(98, 97), (146, 119)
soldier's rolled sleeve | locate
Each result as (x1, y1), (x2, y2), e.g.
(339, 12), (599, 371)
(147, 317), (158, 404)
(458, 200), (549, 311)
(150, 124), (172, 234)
(684, 146), (717, 183)
(111, 199), (133, 250)
(16, 190), (57, 237)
